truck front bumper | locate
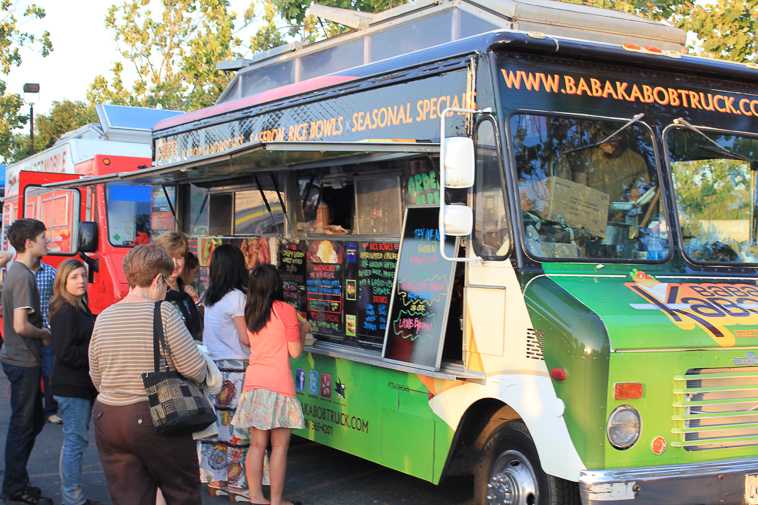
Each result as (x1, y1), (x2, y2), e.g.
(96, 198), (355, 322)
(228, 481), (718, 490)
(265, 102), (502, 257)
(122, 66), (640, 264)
(579, 457), (758, 505)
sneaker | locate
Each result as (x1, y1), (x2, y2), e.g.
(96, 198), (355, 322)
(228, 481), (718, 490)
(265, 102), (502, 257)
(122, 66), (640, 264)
(46, 414), (62, 425)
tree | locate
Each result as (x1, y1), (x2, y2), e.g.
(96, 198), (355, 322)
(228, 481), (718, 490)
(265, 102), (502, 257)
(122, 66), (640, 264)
(0, 1), (52, 162)
(686, 0), (757, 64)
(5, 100), (98, 162)
(88, 0), (250, 111)
(263, 0), (406, 45)
(559, 0), (756, 64)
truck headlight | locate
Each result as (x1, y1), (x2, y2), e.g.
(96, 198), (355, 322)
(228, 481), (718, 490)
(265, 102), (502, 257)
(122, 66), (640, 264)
(607, 405), (641, 449)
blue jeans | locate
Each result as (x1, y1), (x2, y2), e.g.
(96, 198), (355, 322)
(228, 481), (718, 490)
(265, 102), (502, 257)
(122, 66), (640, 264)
(55, 396), (92, 505)
(1, 362), (45, 497)
(41, 345), (58, 416)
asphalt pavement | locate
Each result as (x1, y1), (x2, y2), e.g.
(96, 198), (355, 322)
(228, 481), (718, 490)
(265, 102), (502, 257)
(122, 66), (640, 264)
(0, 373), (473, 505)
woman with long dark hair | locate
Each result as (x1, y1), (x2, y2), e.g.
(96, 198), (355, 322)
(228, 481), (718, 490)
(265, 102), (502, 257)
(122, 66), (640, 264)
(198, 245), (253, 498)
(50, 259), (102, 505)
(232, 265), (306, 505)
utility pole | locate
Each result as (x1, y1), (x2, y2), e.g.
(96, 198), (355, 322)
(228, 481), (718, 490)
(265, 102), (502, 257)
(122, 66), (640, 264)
(29, 102), (34, 155)
(23, 83), (40, 155)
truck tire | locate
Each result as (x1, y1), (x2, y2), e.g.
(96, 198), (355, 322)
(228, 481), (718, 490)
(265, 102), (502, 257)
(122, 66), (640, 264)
(473, 421), (580, 505)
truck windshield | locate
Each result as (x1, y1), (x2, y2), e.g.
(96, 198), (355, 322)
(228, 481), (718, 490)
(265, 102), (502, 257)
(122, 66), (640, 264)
(666, 127), (758, 264)
(509, 113), (668, 261)
(106, 183), (176, 246)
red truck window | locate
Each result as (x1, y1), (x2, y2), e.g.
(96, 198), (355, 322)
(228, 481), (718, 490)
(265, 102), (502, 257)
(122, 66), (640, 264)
(23, 186), (80, 255)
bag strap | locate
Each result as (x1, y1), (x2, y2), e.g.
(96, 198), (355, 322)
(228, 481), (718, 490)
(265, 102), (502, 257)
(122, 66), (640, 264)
(152, 301), (174, 373)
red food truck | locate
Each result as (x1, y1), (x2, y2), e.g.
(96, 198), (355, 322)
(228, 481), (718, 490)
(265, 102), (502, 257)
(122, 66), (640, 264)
(1, 104), (182, 314)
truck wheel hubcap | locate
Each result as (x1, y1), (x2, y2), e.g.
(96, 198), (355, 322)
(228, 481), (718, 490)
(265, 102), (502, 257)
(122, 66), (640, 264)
(486, 450), (538, 505)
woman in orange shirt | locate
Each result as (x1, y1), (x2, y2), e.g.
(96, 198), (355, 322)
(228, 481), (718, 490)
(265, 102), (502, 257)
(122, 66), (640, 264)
(232, 265), (306, 505)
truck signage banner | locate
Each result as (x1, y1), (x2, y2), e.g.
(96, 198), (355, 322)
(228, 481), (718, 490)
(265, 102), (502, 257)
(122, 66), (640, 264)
(496, 52), (758, 133)
(154, 68), (473, 165)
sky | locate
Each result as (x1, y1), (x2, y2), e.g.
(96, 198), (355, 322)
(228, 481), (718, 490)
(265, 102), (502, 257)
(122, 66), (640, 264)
(6, 0), (713, 117)
(6, 0), (258, 115)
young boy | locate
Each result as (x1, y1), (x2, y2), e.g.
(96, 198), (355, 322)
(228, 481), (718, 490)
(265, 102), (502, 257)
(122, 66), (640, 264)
(0, 219), (53, 505)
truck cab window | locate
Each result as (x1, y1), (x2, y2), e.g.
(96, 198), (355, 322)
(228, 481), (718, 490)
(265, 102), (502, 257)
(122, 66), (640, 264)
(667, 128), (758, 264)
(510, 113), (667, 261)
(24, 187), (80, 254)
(473, 119), (509, 258)
(106, 183), (175, 246)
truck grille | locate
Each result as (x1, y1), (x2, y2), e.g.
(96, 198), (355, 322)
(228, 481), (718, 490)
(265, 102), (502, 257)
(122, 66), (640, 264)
(672, 367), (758, 451)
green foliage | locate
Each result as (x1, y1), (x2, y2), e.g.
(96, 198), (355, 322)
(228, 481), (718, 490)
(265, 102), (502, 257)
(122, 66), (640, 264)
(5, 101), (98, 163)
(244, 0), (408, 52)
(686, 0), (757, 64)
(0, 1), (52, 162)
(87, 0), (248, 110)
(559, 0), (756, 64)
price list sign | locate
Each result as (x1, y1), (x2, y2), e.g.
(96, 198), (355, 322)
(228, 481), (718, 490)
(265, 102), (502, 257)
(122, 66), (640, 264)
(356, 242), (399, 342)
(383, 207), (458, 370)
(279, 240), (307, 313)
(306, 240), (345, 337)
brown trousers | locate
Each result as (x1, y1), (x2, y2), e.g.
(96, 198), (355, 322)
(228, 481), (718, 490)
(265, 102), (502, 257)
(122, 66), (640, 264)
(93, 400), (201, 505)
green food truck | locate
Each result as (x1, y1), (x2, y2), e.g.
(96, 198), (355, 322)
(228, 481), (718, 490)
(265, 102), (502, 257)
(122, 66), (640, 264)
(52, 3), (757, 504)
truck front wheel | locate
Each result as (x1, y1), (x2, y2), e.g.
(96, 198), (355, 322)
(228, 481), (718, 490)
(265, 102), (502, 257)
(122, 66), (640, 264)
(473, 421), (579, 505)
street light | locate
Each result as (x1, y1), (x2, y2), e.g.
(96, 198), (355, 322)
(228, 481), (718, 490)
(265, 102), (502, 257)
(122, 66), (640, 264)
(23, 83), (40, 155)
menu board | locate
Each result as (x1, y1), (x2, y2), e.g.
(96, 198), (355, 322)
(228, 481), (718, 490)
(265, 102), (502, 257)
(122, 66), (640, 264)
(356, 242), (399, 342)
(383, 207), (458, 370)
(306, 240), (345, 337)
(279, 240), (307, 314)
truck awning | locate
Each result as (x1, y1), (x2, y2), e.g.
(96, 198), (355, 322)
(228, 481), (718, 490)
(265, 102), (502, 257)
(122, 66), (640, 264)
(43, 173), (122, 189)
(42, 141), (439, 189)
(122, 141), (440, 186)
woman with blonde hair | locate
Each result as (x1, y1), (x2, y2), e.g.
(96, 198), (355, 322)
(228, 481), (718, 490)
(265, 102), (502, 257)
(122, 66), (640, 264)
(154, 232), (202, 340)
(89, 244), (207, 504)
(50, 259), (102, 505)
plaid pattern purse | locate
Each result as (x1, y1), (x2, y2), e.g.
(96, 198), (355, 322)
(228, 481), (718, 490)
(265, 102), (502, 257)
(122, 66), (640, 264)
(141, 301), (215, 434)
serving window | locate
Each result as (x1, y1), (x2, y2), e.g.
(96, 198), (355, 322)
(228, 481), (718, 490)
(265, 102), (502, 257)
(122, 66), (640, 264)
(296, 169), (403, 237)
(184, 173), (287, 237)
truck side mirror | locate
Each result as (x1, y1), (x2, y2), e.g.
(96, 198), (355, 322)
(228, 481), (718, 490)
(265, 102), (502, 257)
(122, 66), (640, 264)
(443, 137), (475, 188)
(444, 204), (473, 236)
(78, 222), (98, 253)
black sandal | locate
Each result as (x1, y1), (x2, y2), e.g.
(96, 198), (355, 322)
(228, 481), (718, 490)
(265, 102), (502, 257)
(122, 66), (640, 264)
(6, 488), (52, 505)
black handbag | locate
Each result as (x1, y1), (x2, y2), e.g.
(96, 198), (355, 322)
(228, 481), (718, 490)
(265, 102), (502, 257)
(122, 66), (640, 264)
(141, 301), (215, 434)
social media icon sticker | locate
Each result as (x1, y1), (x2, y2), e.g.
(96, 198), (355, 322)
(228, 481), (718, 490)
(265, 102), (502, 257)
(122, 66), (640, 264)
(295, 369), (305, 393)
(308, 370), (320, 396)
(320, 373), (332, 398)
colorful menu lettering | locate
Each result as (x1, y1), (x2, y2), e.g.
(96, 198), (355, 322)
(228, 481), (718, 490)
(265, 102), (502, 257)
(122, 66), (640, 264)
(356, 242), (399, 342)
(279, 240), (307, 314)
(383, 207), (458, 370)
(306, 240), (345, 337)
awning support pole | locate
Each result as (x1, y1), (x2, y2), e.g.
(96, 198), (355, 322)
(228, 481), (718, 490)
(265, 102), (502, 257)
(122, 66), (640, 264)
(161, 184), (181, 231)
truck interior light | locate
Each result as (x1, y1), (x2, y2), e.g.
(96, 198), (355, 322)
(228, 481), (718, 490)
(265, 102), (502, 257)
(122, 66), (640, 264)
(622, 43), (641, 52)
(103, 158), (111, 166)
(550, 368), (568, 381)
(614, 382), (643, 400)
(644, 46), (663, 54)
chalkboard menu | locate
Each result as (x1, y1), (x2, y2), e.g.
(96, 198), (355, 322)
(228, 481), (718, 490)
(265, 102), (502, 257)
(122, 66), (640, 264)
(357, 242), (399, 342)
(279, 240), (307, 313)
(306, 240), (345, 337)
(383, 207), (458, 370)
